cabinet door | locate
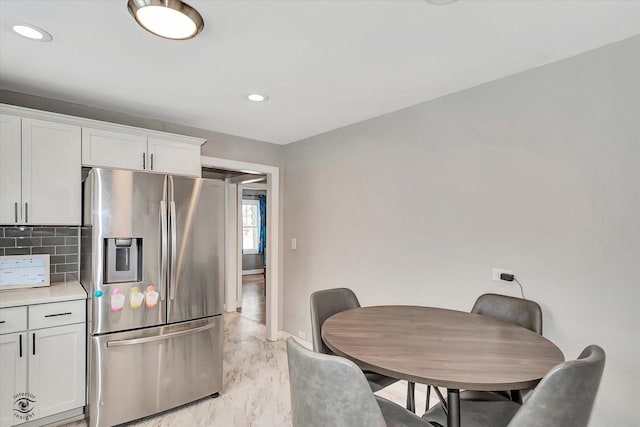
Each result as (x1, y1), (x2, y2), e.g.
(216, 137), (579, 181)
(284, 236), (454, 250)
(147, 138), (201, 177)
(81, 127), (147, 171)
(0, 332), (27, 427)
(28, 323), (85, 421)
(21, 119), (81, 225)
(0, 114), (22, 225)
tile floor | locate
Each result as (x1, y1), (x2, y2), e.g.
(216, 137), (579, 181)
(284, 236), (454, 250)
(64, 311), (434, 426)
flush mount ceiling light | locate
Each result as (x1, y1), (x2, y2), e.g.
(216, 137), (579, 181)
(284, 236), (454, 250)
(127, 0), (204, 40)
(12, 23), (52, 41)
(246, 94), (269, 102)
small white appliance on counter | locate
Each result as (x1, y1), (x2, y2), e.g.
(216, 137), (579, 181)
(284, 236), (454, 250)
(0, 254), (50, 291)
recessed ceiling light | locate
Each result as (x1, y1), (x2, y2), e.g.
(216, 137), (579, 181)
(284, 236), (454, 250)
(127, 0), (204, 40)
(246, 94), (269, 102)
(12, 24), (52, 42)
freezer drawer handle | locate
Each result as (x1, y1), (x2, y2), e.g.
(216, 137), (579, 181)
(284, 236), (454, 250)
(44, 312), (72, 318)
(106, 322), (216, 347)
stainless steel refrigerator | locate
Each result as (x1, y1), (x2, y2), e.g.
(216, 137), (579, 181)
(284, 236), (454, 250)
(80, 168), (224, 427)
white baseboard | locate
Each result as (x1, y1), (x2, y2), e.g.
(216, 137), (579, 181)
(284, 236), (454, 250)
(279, 330), (312, 349)
(242, 269), (264, 275)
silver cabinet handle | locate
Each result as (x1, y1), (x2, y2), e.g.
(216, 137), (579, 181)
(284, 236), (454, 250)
(106, 322), (216, 347)
(14, 202), (18, 223)
(25, 202), (28, 223)
(150, 153), (154, 170)
(44, 312), (72, 318)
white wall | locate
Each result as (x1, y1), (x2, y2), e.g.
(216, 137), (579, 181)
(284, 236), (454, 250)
(283, 35), (640, 426)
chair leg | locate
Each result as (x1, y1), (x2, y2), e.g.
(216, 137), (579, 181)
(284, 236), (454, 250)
(434, 387), (448, 413)
(407, 382), (416, 413)
(510, 390), (523, 404)
(425, 385), (431, 411)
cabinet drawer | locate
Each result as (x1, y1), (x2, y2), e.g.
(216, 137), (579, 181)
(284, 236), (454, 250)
(0, 306), (27, 334)
(29, 300), (85, 330)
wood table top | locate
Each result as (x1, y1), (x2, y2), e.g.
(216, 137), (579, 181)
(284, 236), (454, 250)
(322, 305), (564, 391)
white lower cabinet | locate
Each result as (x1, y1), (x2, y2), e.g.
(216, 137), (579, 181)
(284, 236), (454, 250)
(0, 333), (27, 427)
(0, 301), (86, 427)
(28, 323), (85, 421)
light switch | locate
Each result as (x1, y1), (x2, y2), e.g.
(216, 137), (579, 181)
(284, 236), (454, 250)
(291, 238), (297, 250)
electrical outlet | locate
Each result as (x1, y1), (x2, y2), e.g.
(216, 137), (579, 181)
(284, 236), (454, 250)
(298, 330), (306, 339)
(492, 268), (513, 281)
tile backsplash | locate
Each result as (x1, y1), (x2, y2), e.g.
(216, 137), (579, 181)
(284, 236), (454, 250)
(0, 226), (79, 283)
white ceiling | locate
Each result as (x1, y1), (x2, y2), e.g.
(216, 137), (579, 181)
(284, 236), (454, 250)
(0, 1), (639, 145)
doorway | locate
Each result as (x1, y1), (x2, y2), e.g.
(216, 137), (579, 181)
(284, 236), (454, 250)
(200, 156), (280, 342)
(238, 184), (267, 324)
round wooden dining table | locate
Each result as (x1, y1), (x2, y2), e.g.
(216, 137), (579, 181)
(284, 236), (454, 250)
(322, 305), (564, 427)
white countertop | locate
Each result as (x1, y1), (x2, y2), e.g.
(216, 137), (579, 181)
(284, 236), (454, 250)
(0, 280), (87, 308)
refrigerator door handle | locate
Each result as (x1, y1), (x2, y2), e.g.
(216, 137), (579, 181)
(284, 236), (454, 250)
(106, 322), (216, 347)
(169, 201), (177, 301)
(160, 200), (168, 301)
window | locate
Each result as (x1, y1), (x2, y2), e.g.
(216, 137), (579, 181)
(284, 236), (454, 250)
(242, 199), (260, 254)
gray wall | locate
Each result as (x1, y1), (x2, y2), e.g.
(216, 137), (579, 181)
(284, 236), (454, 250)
(283, 35), (639, 426)
(0, 89), (283, 167)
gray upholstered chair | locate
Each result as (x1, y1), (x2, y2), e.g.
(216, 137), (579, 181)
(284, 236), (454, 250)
(471, 293), (542, 334)
(310, 288), (414, 407)
(287, 337), (436, 427)
(423, 345), (606, 427)
(461, 293), (543, 404)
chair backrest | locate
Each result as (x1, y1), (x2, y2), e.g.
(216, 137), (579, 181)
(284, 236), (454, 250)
(508, 345), (605, 427)
(310, 288), (361, 354)
(286, 338), (386, 427)
(471, 293), (543, 334)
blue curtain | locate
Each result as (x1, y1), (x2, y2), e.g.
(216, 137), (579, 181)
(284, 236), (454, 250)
(258, 195), (267, 255)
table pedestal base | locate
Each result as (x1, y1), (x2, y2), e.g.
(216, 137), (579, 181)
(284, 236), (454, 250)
(447, 388), (460, 427)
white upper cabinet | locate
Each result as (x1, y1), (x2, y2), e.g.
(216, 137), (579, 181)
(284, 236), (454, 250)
(1, 105), (205, 223)
(22, 119), (81, 225)
(80, 127), (202, 177)
(147, 138), (201, 177)
(0, 114), (81, 226)
(0, 114), (22, 224)
(82, 127), (147, 171)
